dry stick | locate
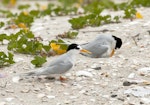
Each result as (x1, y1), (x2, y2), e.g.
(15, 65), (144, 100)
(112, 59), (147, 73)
(131, 33), (140, 46)
(80, 29), (115, 33)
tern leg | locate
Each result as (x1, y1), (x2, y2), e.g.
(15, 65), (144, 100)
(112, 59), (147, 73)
(110, 49), (115, 57)
(59, 76), (67, 82)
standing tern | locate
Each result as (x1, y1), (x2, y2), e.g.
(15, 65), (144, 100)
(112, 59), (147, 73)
(22, 44), (91, 80)
(81, 34), (122, 58)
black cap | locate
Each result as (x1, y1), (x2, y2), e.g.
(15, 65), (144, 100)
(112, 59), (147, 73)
(67, 43), (80, 51)
(112, 35), (122, 49)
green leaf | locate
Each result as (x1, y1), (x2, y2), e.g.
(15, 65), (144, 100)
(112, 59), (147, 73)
(31, 56), (47, 67)
(0, 34), (7, 42)
(29, 10), (40, 18)
(0, 22), (5, 28)
(42, 45), (50, 52)
(18, 4), (30, 10)
(15, 12), (34, 27)
(0, 51), (15, 67)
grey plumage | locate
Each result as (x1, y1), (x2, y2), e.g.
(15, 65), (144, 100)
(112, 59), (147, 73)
(81, 34), (122, 58)
(21, 44), (91, 77)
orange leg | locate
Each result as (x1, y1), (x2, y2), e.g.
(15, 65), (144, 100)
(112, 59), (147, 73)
(59, 76), (67, 82)
(110, 49), (115, 57)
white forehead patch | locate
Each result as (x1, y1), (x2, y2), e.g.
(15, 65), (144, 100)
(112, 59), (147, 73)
(77, 45), (82, 50)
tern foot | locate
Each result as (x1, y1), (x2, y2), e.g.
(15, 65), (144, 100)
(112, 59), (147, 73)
(59, 76), (67, 82)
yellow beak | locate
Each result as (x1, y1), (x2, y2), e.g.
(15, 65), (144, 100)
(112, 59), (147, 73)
(80, 49), (92, 54)
(110, 49), (115, 57)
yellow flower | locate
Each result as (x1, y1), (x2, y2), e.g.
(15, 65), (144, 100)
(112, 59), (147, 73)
(10, 0), (16, 6)
(50, 43), (60, 51)
(136, 12), (143, 19)
(50, 43), (66, 55)
(41, 5), (47, 10)
(57, 49), (66, 55)
(18, 23), (28, 31)
(23, 11), (28, 16)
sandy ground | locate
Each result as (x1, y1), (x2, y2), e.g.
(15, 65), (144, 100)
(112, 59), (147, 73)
(0, 1), (150, 105)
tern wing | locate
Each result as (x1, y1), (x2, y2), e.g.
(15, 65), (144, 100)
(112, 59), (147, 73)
(81, 41), (109, 58)
(23, 53), (73, 76)
(23, 60), (73, 76)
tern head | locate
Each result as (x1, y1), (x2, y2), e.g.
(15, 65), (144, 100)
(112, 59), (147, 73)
(112, 35), (122, 49)
(67, 43), (91, 54)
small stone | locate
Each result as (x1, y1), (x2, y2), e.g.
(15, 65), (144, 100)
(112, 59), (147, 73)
(141, 98), (150, 104)
(70, 96), (77, 99)
(111, 94), (117, 98)
(91, 64), (101, 70)
(5, 97), (14, 102)
(14, 57), (24, 62)
(12, 76), (21, 83)
(90, 99), (95, 102)
(117, 98), (125, 101)
(140, 102), (144, 104)
(5, 89), (14, 93)
(128, 73), (135, 79)
(20, 88), (30, 93)
(124, 86), (150, 97)
(64, 100), (70, 104)
(138, 67), (150, 76)
(46, 95), (55, 99)
(76, 70), (93, 77)
(123, 81), (131, 86)
(102, 95), (109, 98)
(37, 93), (46, 98)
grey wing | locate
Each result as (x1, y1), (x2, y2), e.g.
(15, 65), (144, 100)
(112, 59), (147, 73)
(81, 41), (108, 58)
(24, 54), (73, 76)
(30, 60), (73, 76)
(48, 54), (68, 67)
(39, 61), (73, 75)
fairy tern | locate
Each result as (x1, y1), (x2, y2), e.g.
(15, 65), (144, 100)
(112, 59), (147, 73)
(81, 34), (122, 58)
(22, 44), (91, 80)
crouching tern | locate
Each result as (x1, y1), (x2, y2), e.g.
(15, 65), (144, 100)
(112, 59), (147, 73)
(21, 44), (91, 81)
(81, 34), (122, 58)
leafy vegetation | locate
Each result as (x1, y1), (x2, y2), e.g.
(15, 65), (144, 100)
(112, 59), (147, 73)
(0, 52), (15, 67)
(0, 22), (5, 28)
(57, 31), (78, 39)
(0, 0), (149, 67)
(31, 56), (47, 67)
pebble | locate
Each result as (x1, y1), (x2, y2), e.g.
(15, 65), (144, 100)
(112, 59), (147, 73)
(37, 93), (46, 98)
(14, 57), (24, 62)
(64, 100), (70, 104)
(123, 81), (134, 86)
(140, 98), (150, 104)
(70, 96), (78, 99)
(90, 64), (101, 70)
(128, 73), (135, 79)
(138, 67), (150, 76)
(76, 70), (93, 77)
(124, 86), (150, 97)
(46, 95), (56, 99)
(5, 97), (14, 102)
(111, 94), (117, 98)
(102, 95), (109, 98)
(12, 76), (21, 83)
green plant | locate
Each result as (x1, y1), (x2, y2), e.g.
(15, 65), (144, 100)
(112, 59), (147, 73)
(57, 31), (78, 39)
(0, 52), (15, 67)
(7, 30), (50, 55)
(18, 4), (30, 10)
(0, 22), (5, 28)
(31, 56), (47, 67)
